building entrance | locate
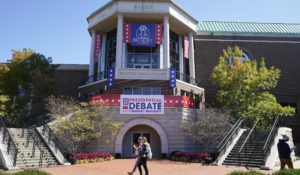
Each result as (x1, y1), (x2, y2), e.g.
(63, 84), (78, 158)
(122, 125), (161, 158)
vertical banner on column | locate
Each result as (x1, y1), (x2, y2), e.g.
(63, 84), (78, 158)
(94, 33), (101, 59)
(169, 68), (176, 88)
(184, 35), (189, 59)
(124, 23), (131, 43)
(155, 24), (163, 45)
(107, 67), (115, 88)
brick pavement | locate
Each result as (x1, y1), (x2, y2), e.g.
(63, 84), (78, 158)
(38, 159), (273, 175)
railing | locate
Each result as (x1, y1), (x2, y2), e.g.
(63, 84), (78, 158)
(86, 72), (106, 84)
(0, 118), (18, 166)
(176, 71), (201, 87)
(238, 119), (259, 153)
(262, 116), (280, 167)
(214, 118), (244, 163)
(27, 128), (46, 165)
(42, 124), (69, 162)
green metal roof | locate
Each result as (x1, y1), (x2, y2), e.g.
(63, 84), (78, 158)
(198, 21), (300, 36)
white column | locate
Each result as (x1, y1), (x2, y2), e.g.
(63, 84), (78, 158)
(159, 44), (164, 69)
(88, 31), (96, 78)
(163, 16), (170, 69)
(99, 33), (107, 80)
(178, 35), (184, 80)
(189, 32), (195, 82)
(116, 15), (124, 69)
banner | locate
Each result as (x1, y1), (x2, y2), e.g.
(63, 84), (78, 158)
(94, 33), (101, 59)
(120, 95), (164, 114)
(169, 68), (176, 88)
(124, 23), (163, 47)
(107, 67), (115, 88)
(184, 35), (189, 59)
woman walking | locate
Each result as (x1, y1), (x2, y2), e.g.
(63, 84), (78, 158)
(127, 137), (142, 175)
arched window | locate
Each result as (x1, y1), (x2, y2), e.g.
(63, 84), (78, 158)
(228, 48), (253, 64)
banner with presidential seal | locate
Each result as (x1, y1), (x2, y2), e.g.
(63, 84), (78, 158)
(124, 23), (163, 47)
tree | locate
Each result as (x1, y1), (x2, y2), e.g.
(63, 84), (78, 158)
(0, 95), (9, 118)
(46, 96), (123, 153)
(210, 46), (295, 124)
(182, 108), (232, 151)
(0, 49), (57, 126)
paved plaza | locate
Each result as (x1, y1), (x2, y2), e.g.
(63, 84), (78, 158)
(38, 159), (271, 175)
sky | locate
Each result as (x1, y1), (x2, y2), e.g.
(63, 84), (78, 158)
(1, 0), (300, 64)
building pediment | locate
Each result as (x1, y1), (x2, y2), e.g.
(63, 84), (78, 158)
(87, 0), (198, 33)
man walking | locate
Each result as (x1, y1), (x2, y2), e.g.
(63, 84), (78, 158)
(277, 134), (294, 169)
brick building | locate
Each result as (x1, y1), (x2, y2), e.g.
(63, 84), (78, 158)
(58, 0), (300, 156)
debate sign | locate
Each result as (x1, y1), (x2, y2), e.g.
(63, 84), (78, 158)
(120, 95), (164, 114)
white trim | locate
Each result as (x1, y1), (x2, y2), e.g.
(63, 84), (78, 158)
(78, 79), (107, 89)
(188, 33), (195, 81)
(163, 16), (170, 69)
(195, 38), (300, 44)
(89, 31), (96, 77)
(116, 15), (124, 69)
(115, 118), (169, 155)
(176, 79), (204, 91)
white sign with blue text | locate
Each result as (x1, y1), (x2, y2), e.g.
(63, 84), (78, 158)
(120, 95), (164, 114)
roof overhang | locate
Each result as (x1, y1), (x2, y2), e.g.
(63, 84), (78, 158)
(87, 0), (198, 34)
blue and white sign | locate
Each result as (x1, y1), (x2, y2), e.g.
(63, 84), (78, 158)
(107, 67), (115, 88)
(169, 68), (177, 88)
(120, 95), (164, 114)
(131, 24), (155, 47)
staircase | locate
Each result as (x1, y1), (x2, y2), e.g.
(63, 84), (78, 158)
(9, 128), (58, 168)
(223, 130), (269, 167)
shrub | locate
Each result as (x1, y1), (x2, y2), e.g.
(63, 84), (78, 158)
(272, 169), (300, 175)
(227, 171), (265, 175)
(0, 169), (52, 175)
(169, 151), (212, 163)
(71, 152), (114, 164)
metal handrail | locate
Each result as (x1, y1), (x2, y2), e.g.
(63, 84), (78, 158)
(217, 118), (242, 149)
(176, 71), (201, 87)
(217, 119), (244, 153)
(42, 124), (69, 160)
(238, 119), (259, 153)
(261, 116), (280, 167)
(263, 116), (279, 150)
(86, 72), (106, 84)
(0, 118), (18, 166)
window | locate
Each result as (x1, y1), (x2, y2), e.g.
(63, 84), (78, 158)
(126, 45), (159, 69)
(170, 31), (179, 72)
(228, 47), (253, 64)
(123, 87), (161, 95)
(105, 29), (117, 77)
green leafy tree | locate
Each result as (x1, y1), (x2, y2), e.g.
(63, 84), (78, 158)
(0, 49), (57, 126)
(210, 46), (295, 123)
(46, 96), (123, 153)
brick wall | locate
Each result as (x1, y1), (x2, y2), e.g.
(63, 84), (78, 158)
(194, 34), (300, 143)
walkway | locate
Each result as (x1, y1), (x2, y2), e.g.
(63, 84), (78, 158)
(38, 159), (272, 175)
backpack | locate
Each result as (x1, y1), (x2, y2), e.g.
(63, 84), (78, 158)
(145, 143), (152, 159)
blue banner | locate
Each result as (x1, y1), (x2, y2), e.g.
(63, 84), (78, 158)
(169, 68), (177, 88)
(107, 67), (115, 88)
(131, 24), (156, 47)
